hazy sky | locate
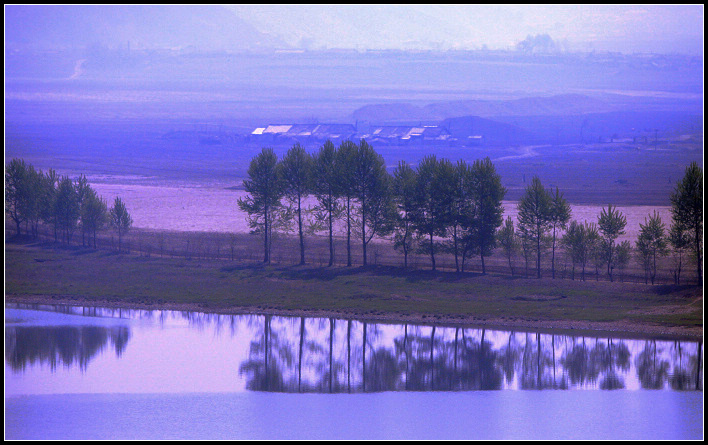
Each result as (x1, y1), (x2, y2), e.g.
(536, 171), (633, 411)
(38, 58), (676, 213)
(227, 4), (704, 54)
(4, 4), (704, 55)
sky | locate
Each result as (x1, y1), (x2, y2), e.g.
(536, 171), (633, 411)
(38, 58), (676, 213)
(226, 4), (704, 54)
(4, 4), (704, 55)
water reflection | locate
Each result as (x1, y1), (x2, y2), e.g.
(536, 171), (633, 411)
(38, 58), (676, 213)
(5, 304), (703, 392)
(234, 313), (702, 393)
(6, 325), (131, 372)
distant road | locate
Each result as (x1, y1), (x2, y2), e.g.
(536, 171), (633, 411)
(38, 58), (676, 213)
(492, 145), (541, 162)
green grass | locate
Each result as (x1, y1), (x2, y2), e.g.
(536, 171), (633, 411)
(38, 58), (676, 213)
(5, 242), (703, 333)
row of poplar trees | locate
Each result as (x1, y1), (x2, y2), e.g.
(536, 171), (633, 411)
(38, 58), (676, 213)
(239, 139), (506, 272)
(5, 158), (133, 251)
(499, 169), (701, 286)
(240, 141), (702, 284)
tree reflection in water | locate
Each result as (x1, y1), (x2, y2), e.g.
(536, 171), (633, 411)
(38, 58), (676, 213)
(237, 314), (702, 393)
(6, 305), (702, 393)
(5, 325), (131, 372)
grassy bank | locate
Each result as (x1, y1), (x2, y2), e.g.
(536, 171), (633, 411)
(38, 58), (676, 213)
(5, 240), (703, 340)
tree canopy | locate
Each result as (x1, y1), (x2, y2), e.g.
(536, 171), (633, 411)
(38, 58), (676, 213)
(238, 147), (284, 264)
(670, 161), (702, 282)
(517, 176), (553, 278)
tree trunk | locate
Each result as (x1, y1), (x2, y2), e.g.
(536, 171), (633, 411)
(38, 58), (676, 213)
(298, 193), (305, 265)
(429, 232), (436, 271)
(264, 205), (270, 264)
(453, 225), (459, 272)
(551, 227), (557, 279)
(508, 254), (514, 276)
(403, 238), (409, 269)
(361, 203), (367, 266)
(346, 197), (352, 267)
(536, 227), (542, 278)
(328, 199), (334, 266)
(695, 223), (702, 283)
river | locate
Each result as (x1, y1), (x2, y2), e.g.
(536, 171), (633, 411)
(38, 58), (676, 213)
(5, 303), (703, 440)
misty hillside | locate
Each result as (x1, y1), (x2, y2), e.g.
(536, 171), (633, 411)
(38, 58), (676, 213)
(495, 110), (703, 144)
(350, 94), (703, 145)
(5, 5), (286, 52)
(352, 94), (617, 122)
(439, 116), (538, 145)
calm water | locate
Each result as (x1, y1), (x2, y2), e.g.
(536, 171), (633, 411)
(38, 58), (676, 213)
(5, 303), (703, 440)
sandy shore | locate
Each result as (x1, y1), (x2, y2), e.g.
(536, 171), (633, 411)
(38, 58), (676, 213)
(6, 294), (702, 341)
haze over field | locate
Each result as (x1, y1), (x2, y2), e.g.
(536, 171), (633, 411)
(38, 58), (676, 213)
(6, 4), (703, 54)
(4, 5), (704, 207)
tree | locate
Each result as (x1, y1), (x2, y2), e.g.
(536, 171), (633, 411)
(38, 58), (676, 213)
(561, 220), (581, 280)
(460, 157), (506, 274)
(26, 166), (45, 239)
(40, 168), (60, 242)
(5, 158), (32, 235)
(411, 155), (453, 271)
(636, 211), (668, 285)
(497, 216), (518, 276)
(312, 140), (341, 267)
(669, 161), (702, 283)
(517, 176), (553, 278)
(5, 160), (46, 239)
(54, 176), (80, 244)
(109, 196), (132, 252)
(668, 223), (691, 285)
(517, 227), (534, 278)
(238, 148), (284, 264)
(447, 161), (469, 272)
(562, 220), (599, 281)
(281, 143), (313, 265)
(549, 187), (571, 279)
(614, 240), (632, 283)
(597, 204), (627, 282)
(81, 187), (108, 248)
(74, 174), (92, 246)
(335, 140), (359, 266)
(351, 140), (393, 266)
(391, 160), (418, 268)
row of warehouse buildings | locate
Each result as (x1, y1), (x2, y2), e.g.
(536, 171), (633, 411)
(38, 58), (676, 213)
(250, 122), (482, 146)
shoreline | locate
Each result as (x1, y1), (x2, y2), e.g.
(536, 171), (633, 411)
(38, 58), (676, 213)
(6, 294), (702, 341)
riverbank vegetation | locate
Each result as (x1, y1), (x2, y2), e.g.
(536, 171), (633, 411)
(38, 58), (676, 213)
(5, 158), (133, 250)
(5, 241), (702, 339)
(5, 144), (702, 338)
(5, 145), (703, 287)
(235, 141), (701, 286)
